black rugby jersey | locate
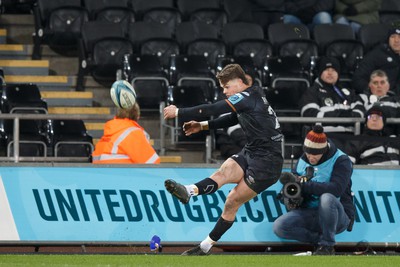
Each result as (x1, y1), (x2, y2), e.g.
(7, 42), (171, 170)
(179, 86), (283, 155)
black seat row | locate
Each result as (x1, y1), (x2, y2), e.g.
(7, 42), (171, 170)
(31, 0), (227, 59)
(30, 0), (398, 97)
(30, 0), (400, 59)
(121, 22), (369, 110)
(0, 83), (94, 159)
(0, 118), (94, 159)
(76, 20), (377, 92)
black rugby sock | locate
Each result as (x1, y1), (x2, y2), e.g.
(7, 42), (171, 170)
(209, 216), (234, 242)
(195, 178), (218, 195)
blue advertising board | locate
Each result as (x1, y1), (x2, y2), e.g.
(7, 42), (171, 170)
(0, 166), (399, 244)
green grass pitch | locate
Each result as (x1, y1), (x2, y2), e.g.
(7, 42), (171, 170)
(0, 254), (399, 267)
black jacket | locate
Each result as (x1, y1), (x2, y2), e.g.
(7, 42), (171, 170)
(299, 78), (362, 132)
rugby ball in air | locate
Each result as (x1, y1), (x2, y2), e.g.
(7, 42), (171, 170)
(110, 80), (137, 109)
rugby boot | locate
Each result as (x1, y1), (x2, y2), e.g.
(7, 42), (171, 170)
(181, 245), (210, 256)
(164, 179), (191, 204)
(313, 245), (335, 255)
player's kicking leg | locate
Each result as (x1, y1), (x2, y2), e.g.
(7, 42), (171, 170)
(164, 179), (191, 204)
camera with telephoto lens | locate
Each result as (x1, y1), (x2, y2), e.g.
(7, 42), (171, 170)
(277, 167), (314, 210)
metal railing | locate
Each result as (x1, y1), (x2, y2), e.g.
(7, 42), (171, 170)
(0, 113), (114, 163)
(159, 103), (400, 162)
(2, 112), (400, 163)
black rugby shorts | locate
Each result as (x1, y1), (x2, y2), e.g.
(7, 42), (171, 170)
(231, 149), (283, 194)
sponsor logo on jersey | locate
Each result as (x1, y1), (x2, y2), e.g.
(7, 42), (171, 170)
(228, 93), (244, 105)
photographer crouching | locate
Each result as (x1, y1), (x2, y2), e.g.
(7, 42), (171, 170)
(273, 125), (355, 255)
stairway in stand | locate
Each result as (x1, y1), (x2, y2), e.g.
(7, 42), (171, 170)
(0, 14), (206, 163)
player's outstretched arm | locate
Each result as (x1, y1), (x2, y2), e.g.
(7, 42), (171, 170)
(183, 121), (202, 136)
(165, 100), (233, 120)
(164, 105), (178, 119)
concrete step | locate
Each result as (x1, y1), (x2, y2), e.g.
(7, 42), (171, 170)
(0, 59), (49, 75)
(4, 74), (111, 91)
(5, 74), (113, 109)
(0, 29), (7, 44)
(4, 75), (107, 87)
(41, 91), (93, 107)
(0, 44), (30, 59)
(85, 122), (105, 139)
(4, 75), (74, 90)
(0, 14), (35, 44)
(48, 107), (112, 115)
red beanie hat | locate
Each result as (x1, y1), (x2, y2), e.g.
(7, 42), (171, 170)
(303, 125), (328, 155)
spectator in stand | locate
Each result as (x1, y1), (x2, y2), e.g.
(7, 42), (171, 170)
(283, 0), (334, 30)
(346, 104), (400, 165)
(299, 56), (363, 133)
(334, 0), (381, 35)
(352, 25), (400, 95)
(92, 102), (160, 164)
(353, 69), (400, 134)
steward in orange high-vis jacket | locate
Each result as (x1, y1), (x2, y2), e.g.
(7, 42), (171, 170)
(92, 102), (160, 164)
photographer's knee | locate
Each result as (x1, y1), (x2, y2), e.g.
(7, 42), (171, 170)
(319, 193), (336, 209)
(272, 219), (283, 237)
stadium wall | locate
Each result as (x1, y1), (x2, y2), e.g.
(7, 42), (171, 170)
(0, 164), (399, 248)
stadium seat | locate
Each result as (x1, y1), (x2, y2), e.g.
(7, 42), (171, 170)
(358, 23), (391, 52)
(175, 21), (219, 50)
(49, 119), (94, 159)
(0, 0), (35, 14)
(83, 0), (135, 30)
(0, 83), (50, 157)
(313, 24), (362, 86)
(186, 38), (226, 70)
(189, 8), (227, 36)
(163, 85), (214, 144)
(176, 0), (226, 34)
(1, 119), (49, 157)
(176, 0), (222, 20)
(232, 39), (273, 71)
(1, 83), (48, 114)
(313, 24), (355, 55)
(221, 22), (272, 83)
(128, 21), (174, 51)
(130, 0), (175, 19)
(83, 0), (131, 18)
(263, 56), (310, 111)
(176, 21), (225, 69)
(0, 68), (4, 85)
(142, 7), (182, 36)
(162, 54), (217, 145)
(129, 21), (179, 68)
(32, 0), (89, 59)
(76, 21), (134, 91)
(123, 54), (170, 110)
(168, 54), (217, 89)
(268, 23), (318, 76)
(221, 22), (265, 53)
(379, 0), (400, 24)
